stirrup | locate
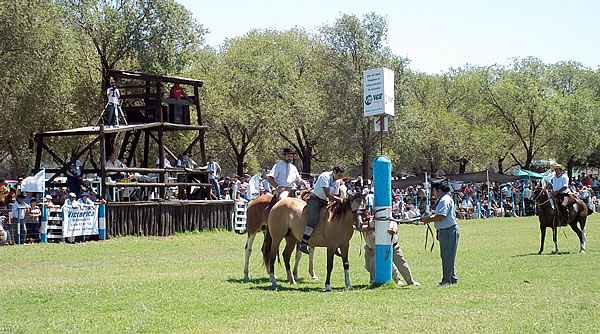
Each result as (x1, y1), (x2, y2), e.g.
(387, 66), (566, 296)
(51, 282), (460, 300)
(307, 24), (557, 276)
(299, 242), (310, 255)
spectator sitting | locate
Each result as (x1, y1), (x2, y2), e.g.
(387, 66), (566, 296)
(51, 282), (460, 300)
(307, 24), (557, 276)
(89, 191), (107, 205)
(177, 152), (197, 169)
(156, 151), (172, 168)
(0, 216), (8, 244)
(107, 152), (126, 181)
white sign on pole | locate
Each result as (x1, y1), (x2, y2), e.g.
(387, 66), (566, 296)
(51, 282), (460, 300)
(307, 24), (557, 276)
(374, 116), (389, 132)
(363, 67), (395, 117)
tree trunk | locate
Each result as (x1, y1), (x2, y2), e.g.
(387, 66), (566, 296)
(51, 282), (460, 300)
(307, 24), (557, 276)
(236, 154), (245, 176)
(301, 146), (312, 175)
(459, 158), (468, 174)
(567, 156), (574, 181)
(497, 156), (504, 174)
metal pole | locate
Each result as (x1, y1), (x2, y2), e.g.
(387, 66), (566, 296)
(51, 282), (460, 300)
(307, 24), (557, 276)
(40, 205), (48, 243)
(99, 204), (106, 240)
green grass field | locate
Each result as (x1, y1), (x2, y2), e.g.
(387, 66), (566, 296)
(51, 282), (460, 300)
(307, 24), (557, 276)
(1, 215), (599, 333)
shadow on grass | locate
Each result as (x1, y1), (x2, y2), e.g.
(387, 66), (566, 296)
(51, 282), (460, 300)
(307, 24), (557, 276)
(513, 251), (573, 257)
(248, 283), (372, 292)
(227, 277), (272, 284)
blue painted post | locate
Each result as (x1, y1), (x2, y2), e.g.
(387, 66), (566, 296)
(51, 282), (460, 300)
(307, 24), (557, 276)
(400, 196), (405, 220)
(99, 204), (106, 240)
(414, 195), (418, 212)
(17, 208), (22, 245)
(40, 205), (48, 243)
(373, 156), (392, 284)
(477, 192), (481, 218)
(500, 192), (503, 217)
(511, 193), (515, 217)
(487, 192), (491, 218)
(454, 193), (458, 207)
(521, 192), (525, 216)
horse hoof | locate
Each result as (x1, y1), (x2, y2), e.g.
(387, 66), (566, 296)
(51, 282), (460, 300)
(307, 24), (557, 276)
(580, 250), (585, 254)
(293, 276), (299, 282)
(311, 276), (319, 281)
(243, 276), (250, 282)
(346, 286), (353, 290)
(324, 285), (332, 292)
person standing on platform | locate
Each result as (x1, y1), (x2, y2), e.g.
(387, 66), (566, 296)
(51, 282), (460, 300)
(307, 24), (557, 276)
(177, 152), (197, 169)
(266, 147), (306, 200)
(169, 81), (193, 102)
(422, 181), (459, 288)
(105, 80), (120, 127)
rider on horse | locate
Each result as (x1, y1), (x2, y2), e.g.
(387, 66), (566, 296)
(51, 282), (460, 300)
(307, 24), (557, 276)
(299, 166), (345, 254)
(266, 147), (307, 200)
(551, 164), (572, 224)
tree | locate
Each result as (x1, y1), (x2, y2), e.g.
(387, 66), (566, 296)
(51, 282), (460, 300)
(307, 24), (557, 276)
(320, 13), (409, 178)
(482, 57), (555, 170)
(62, 0), (206, 91)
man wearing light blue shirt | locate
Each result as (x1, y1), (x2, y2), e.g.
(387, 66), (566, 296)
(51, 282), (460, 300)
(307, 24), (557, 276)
(299, 166), (344, 254)
(206, 156), (221, 199)
(422, 181), (459, 287)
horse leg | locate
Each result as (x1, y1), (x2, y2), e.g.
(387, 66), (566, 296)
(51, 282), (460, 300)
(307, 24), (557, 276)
(538, 224), (546, 255)
(325, 247), (335, 292)
(282, 236), (297, 284)
(293, 243), (302, 283)
(340, 244), (352, 290)
(552, 226), (559, 255)
(581, 220), (587, 252)
(243, 233), (256, 281)
(308, 246), (318, 280)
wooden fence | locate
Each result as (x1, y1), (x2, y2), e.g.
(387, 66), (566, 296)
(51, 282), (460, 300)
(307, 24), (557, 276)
(106, 200), (234, 237)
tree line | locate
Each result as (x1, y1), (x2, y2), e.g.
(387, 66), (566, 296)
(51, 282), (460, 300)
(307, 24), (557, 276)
(1, 0), (599, 178)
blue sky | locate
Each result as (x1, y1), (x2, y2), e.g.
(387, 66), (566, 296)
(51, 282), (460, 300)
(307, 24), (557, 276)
(176, 0), (599, 74)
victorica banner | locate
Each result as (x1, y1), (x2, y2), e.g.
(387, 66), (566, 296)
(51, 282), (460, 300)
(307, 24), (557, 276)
(62, 206), (99, 238)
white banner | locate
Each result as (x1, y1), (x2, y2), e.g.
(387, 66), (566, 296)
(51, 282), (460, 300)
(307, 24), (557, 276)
(62, 206), (99, 237)
(363, 67), (395, 117)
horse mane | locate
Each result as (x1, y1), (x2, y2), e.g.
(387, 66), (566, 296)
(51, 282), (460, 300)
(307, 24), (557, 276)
(327, 195), (354, 221)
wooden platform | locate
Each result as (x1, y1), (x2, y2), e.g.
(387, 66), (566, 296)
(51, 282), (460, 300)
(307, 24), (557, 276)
(106, 200), (234, 237)
(37, 122), (208, 137)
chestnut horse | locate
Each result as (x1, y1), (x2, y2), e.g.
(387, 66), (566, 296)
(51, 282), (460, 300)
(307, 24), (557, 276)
(532, 185), (590, 254)
(262, 192), (365, 291)
(243, 194), (317, 281)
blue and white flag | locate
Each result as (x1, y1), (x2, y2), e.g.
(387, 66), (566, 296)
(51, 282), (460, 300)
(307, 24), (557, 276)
(21, 169), (45, 192)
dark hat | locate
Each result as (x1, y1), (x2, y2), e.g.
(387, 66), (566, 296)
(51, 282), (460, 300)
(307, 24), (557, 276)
(17, 194), (26, 199)
(281, 147), (296, 155)
(81, 192), (89, 197)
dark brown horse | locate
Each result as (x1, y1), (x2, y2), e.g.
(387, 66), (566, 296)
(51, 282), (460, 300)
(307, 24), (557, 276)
(532, 184), (590, 254)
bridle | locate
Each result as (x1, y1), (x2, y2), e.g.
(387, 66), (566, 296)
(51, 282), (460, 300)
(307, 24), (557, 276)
(532, 185), (551, 207)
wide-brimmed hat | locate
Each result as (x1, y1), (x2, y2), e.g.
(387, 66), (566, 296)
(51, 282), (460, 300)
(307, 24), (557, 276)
(551, 164), (565, 170)
(68, 192), (77, 198)
(45, 194), (53, 200)
(281, 147), (296, 155)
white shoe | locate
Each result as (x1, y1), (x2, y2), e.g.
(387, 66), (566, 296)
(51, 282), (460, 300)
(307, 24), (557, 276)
(395, 280), (404, 286)
(435, 282), (451, 288)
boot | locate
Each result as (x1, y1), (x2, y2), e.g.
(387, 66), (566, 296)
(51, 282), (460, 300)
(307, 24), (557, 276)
(299, 240), (310, 254)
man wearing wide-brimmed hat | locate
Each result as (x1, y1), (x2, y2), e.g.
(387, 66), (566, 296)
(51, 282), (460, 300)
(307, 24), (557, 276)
(551, 164), (570, 216)
(266, 147), (306, 199)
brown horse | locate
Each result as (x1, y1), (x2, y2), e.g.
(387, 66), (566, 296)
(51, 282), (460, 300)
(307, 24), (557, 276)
(262, 192), (365, 291)
(532, 185), (589, 254)
(243, 194), (317, 281)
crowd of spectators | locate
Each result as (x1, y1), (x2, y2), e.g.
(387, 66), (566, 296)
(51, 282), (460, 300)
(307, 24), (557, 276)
(0, 177), (105, 245)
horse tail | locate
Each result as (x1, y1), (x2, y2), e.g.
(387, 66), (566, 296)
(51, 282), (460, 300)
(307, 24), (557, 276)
(261, 227), (279, 270)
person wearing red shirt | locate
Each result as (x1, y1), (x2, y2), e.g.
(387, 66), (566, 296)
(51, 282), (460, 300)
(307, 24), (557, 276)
(169, 82), (192, 102)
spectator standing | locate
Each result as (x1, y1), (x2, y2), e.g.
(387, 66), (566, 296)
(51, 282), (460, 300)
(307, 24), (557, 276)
(206, 156), (221, 199)
(10, 194), (29, 244)
(169, 81), (192, 102)
(155, 151), (172, 168)
(0, 179), (9, 205)
(26, 198), (41, 243)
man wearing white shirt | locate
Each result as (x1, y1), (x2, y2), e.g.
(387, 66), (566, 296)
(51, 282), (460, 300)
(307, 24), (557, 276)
(299, 166), (344, 254)
(206, 156), (221, 199)
(155, 152), (172, 168)
(266, 147), (306, 200)
(551, 164), (571, 222)
(106, 152), (126, 181)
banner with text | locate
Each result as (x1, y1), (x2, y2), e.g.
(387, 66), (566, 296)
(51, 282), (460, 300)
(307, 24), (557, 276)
(62, 206), (99, 238)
